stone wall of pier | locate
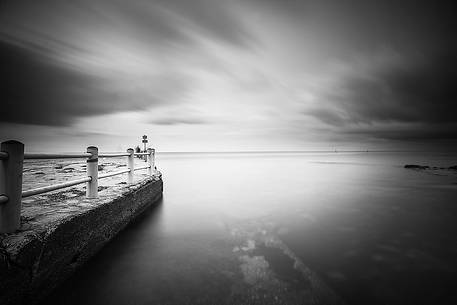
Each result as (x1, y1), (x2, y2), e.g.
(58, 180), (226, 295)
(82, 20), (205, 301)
(0, 176), (163, 305)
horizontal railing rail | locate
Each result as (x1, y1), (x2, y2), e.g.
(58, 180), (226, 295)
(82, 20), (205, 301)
(133, 152), (150, 156)
(0, 140), (157, 233)
(22, 152), (152, 159)
(99, 153), (131, 158)
(98, 168), (131, 179)
(133, 165), (151, 171)
(24, 153), (93, 160)
(22, 177), (92, 198)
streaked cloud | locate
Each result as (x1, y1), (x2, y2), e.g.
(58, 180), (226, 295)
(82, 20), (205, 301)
(0, 0), (254, 127)
(1, 0), (456, 150)
(149, 117), (209, 126)
(302, 49), (457, 141)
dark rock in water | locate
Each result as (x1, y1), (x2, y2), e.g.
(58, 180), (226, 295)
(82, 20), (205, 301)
(404, 164), (429, 170)
(98, 165), (105, 171)
(449, 165), (457, 170)
(54, 164), (63, 169)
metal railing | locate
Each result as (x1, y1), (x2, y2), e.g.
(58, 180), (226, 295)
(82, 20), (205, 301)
(0, 140), (157, 233)
(24, 153), (92, 159)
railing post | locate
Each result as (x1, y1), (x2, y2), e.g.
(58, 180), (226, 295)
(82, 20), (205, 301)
(127, 148), (134, 183)
(147, 148), (153, 175)
(152, 149), (156, 173)
(86, 146), (98, 199)
(0, 140), (24, 233)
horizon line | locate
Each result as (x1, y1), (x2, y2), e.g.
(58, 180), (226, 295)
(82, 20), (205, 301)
(22, 149), (456, 155)
(155, 149), (445, 154)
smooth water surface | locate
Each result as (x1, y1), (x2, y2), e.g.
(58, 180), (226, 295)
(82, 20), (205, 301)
(43, 152), (457, 305)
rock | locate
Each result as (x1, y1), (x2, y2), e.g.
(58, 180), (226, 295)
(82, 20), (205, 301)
(404, 164), (429, 170)
(448, 165), (457, 170)
(54, 164), (63, 169)
(98, 165), (105, 171)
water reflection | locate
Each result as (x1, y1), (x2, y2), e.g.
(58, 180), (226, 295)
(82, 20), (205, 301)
(43, 152), (457, 305)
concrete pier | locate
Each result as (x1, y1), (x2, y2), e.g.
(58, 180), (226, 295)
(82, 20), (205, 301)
(0, 175), (163, 305)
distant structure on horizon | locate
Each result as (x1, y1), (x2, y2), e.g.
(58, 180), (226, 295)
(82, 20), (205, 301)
(142, 135), (148, 152)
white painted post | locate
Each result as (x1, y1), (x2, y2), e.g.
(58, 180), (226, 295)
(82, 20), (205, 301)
(147, 148), (153, 175)
(142, 135), (148, 162)
(0, 140), (24, 233)
(127, 148), (134, 183)
(86, 146), (98, 199)
(151, 149), (155, 173)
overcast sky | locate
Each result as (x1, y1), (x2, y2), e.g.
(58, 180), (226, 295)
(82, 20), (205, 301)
(1, 0), (456, 152)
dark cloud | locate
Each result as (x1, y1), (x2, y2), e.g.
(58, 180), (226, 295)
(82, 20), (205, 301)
(257, 0), (457, 143)
(305, 51), (457, 140)
(351, 52), (455, 124)
(0, 41), (189, 126)
(344, 123), (457, 142)
(379, 52), (457, 124)
(248, 0), (456, 48)
(0, 0), (255, 127)
(304, 108), (347, 127)
(0, 0), (254, 50)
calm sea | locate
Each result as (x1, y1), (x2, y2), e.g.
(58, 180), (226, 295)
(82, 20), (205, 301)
(43, 152), (457, 305)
